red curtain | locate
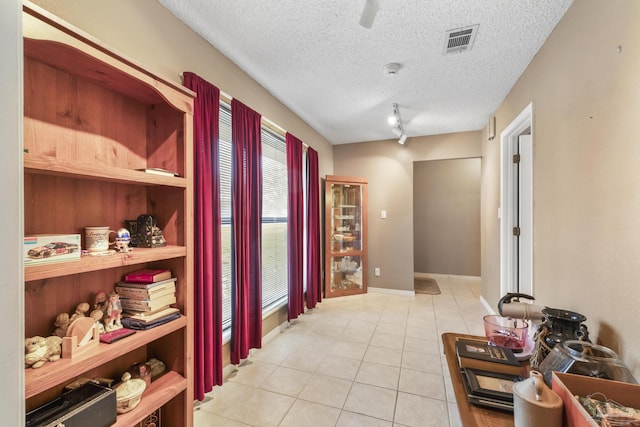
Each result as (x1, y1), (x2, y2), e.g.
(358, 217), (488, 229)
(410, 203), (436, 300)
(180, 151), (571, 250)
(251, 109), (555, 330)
(306, 147), (322, 308)
(230, 99), (263, 364)
(182, 72), (224, 400)
(286, 133), (304, 320)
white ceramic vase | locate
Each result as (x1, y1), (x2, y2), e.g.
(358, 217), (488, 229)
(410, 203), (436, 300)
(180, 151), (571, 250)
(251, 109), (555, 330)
(513, 370), (563, 427)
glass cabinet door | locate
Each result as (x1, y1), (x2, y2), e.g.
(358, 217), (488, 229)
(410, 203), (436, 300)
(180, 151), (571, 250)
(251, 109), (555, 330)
(325, 176), (367, 297)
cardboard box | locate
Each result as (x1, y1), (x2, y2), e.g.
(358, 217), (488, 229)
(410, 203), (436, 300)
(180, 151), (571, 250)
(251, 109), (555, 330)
(24, 234), (81, 265)
(552, 371), (640, 427)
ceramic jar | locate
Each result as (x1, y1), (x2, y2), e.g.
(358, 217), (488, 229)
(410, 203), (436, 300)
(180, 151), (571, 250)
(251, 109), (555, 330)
(513, 370), (563, 427)
(114, 372), (146, 414)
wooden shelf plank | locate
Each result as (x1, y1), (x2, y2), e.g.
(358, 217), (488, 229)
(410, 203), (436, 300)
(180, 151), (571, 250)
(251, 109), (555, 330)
(329, 250), (363, 257)
(25, 316), (187, 399)
(25, 246), (187, 281)
(113, 371), (187, 427)
(24, 154), (187, 188)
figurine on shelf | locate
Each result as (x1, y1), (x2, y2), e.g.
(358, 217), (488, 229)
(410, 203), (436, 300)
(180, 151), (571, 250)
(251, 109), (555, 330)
(53, 312), (71, 338)
(69, 302), (90, 323)
(25, 335), (62, 369)
(104, 291), (123, 332)
(90, 309), (106, 334)
(114, 228), (131, 253)
(94, 290), (107, 313)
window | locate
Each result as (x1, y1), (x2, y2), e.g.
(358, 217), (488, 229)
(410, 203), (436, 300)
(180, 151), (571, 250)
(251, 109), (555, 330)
(261, 128), (288, 310)
(219, 104), (232, 330)
(219, 103), (289, 331)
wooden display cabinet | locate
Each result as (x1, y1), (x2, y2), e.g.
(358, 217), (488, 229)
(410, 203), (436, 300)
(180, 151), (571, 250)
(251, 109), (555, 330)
(324, 175), (368, 298)
(22, 2), (195, 426)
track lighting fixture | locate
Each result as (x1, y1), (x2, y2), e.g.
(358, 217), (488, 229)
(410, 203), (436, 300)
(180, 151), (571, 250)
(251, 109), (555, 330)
(389, 103), (407, 144)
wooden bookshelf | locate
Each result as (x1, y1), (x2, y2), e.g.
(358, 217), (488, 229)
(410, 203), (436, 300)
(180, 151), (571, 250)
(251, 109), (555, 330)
(22, 2), (194, 425)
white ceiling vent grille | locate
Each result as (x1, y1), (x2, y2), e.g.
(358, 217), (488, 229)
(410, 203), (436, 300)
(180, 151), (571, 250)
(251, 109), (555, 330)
(444, 24), (479, 54)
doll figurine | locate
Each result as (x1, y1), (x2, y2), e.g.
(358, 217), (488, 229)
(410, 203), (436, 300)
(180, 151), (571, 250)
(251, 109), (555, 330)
(104, 291), (123, 331)
(94, 290), (107, 312)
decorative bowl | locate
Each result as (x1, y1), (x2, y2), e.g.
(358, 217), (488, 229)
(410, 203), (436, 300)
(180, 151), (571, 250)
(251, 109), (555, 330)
(483, 314), (528, 351)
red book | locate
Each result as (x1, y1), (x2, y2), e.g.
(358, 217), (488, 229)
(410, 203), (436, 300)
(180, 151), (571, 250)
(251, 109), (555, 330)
(124, 269), (171, 283)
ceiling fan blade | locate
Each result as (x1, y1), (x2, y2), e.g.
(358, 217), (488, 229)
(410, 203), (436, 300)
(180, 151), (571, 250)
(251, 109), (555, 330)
(359, 0), (380, 29)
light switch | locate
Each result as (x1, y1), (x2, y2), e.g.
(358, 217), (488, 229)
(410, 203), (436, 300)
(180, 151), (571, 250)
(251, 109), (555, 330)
(381, 210), (387, 219)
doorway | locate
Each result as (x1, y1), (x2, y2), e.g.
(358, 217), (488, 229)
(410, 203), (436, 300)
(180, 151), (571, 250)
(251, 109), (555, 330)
(413, 158), (481, 276)
(500, 103), (533, 297)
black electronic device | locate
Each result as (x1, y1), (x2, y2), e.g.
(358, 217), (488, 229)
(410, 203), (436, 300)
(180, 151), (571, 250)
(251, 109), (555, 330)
(26, 381), (116, 427)
(127, 214), (165, 248)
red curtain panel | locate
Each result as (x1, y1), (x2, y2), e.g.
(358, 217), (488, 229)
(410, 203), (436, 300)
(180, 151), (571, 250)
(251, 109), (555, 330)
(230, 99), (263, 364)
(306, 147), (322, 308)
(182, 72), (224, 399)
(286, 133), (304, 320)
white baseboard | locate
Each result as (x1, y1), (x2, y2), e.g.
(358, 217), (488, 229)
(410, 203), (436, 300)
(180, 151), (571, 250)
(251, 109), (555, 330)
(368, 287), (416, 297)
(480, 295), (496, 314)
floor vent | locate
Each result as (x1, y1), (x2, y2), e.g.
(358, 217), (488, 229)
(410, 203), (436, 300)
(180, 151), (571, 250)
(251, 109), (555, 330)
(444, 24), (479, 54)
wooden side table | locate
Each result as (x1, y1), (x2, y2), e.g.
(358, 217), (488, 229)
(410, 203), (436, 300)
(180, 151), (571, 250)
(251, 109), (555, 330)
(442, 332), (521, 427)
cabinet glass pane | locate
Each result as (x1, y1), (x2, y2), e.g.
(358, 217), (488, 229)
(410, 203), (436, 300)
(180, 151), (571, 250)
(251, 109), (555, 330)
(330, 183), (363, 253)
(329, 255), (363, 292)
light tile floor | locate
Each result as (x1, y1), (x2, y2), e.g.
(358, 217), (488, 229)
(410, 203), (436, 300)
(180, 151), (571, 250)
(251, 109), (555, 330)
(194, 275), (489, 427)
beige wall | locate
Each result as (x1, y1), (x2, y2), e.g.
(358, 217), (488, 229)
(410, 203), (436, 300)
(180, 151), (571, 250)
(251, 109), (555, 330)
(334, 132), (481, 292)
(482, 0), (640, 378)
(2, 0), (24, 423)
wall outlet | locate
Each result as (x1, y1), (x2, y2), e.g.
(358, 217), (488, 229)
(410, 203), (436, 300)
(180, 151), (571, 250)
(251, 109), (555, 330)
(374, 267), (380, 276)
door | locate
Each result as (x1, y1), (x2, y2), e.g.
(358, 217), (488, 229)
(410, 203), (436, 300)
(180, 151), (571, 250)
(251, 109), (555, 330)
(500, 104), (533, 297)
(516, 135), (533, 293)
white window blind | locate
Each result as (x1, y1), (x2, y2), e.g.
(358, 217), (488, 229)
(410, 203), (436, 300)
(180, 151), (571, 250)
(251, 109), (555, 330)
(261, 128), (288, 309)
(219, 103), (288, 331)
(219, 104), (233, 331)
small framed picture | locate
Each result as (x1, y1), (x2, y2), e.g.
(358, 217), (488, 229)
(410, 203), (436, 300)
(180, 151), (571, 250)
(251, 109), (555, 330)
(462, 368), (522, 402)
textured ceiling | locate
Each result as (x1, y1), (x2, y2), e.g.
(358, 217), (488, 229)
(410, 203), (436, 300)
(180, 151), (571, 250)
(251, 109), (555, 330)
(158, 0), (573, 145)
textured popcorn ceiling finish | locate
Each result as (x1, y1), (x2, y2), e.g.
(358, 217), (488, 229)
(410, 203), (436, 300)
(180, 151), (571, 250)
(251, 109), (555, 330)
(159, 0), (573, 144)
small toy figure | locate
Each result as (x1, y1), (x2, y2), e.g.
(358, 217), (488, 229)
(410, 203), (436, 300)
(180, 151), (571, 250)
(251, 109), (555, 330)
(104, 291), (123, 331)
(25, 335), (62, 369)
(94, 291), (107, 312)
(69, 302), (90, 323)
(114, 228), (131, 253)
(54, 312), (71, 337)
(90, 309), (106, 334)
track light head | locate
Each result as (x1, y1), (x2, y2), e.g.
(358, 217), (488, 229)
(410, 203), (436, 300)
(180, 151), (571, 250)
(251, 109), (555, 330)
(359, 0), (380, 29)
(389, 103), (405, 142)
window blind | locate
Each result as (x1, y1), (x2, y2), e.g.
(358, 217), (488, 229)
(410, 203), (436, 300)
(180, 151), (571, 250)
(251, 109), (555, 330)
(219, 104), (232, 330)
(219, 103), (289, 330)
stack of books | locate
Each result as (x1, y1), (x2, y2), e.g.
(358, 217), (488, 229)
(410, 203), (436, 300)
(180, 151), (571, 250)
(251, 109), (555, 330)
(118, 269), (181, 330)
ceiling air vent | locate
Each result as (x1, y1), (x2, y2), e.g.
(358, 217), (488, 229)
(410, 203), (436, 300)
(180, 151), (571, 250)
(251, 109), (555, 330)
(444, 24), (479, 54)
